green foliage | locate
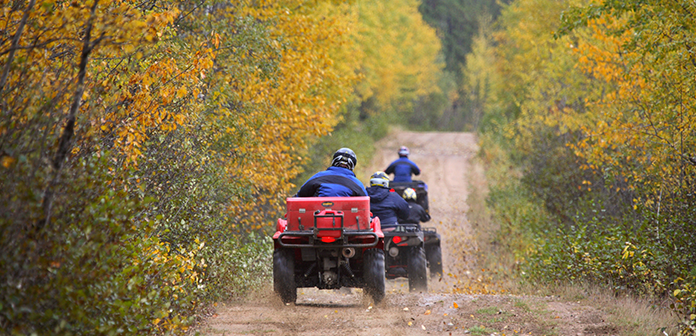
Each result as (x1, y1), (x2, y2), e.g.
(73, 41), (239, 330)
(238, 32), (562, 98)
(478, 133), (550, 262)
(468, 325), (499, 335)
(409, 71), (457, 130)
(416, 0), (510, 131)
(419, 0), (507, 81)
(674, 277), (696, 335)
(470, 0), (696, 333)
(296, 0), (446, 183)
(1, 153), (195, 334)
(294, 101), (385, 187)
(0, 0), (445, 334)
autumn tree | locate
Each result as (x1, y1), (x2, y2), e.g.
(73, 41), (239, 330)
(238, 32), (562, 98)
(0, 0), (449, 333)
(297, 0), (445, 182)
(470, 0), (696, 331)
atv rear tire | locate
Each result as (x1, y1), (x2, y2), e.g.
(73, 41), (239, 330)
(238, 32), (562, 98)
(273, 248), (297, 304)
(408, 246), (428, 292)
(426, 245), (443, 278)
(363, 248), (386, 304)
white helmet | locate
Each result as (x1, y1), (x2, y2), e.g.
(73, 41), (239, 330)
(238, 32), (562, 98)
(370, 171), (389, 188)
(402, 188), (417, 201)
(398, 146), (410, 157)
(331, 148), (357, 170)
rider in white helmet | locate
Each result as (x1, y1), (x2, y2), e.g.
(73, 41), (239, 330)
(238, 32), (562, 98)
(366, 171), (410, 229)
(401, 188), (430, 224)
(385, 146), (421, 182)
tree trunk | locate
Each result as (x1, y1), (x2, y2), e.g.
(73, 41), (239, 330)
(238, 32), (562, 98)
(39, 0), (100, 230)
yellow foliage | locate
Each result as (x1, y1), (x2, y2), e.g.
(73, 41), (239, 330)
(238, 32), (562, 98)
(569, 7), (696, 201)
(352, 0), (442, 108)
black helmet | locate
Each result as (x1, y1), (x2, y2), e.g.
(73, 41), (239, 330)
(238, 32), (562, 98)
(331, 148), (357, 170)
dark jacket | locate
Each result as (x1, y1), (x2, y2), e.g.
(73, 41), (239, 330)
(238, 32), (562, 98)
(296, 166), (367, 197)
(385, 157), (421, 182)
(404, 200), (431, 224)
(366, 186), (410, 226)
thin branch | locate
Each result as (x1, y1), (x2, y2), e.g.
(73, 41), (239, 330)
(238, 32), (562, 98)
(0, 0), (36, 94)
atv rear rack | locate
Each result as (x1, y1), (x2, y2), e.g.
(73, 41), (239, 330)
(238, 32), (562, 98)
(278, 210), (379, 248)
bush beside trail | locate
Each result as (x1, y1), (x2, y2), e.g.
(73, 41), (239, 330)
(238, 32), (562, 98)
(467, 0), (696, 332)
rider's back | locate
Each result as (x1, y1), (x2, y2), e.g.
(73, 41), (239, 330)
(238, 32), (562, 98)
(296, 166), (367, 197)
(366, 186), (409, 226)
(385, 157), (420, 183)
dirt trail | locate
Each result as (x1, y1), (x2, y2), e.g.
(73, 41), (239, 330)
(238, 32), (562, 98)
(200, 132), (618, 336)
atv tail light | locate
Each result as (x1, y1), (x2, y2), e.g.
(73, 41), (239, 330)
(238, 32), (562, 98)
(320, 237), (336, 243)
(392, 236), (402, 244)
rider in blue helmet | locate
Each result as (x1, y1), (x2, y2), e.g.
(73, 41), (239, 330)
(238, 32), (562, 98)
(296, 148), (368, 197)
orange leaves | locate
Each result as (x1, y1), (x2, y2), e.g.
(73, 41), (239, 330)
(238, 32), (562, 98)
(564, 6), (696, 197)
(1, 155), (15, 169)
(0, 0), (202, 165)
(98, 39), (214, 163)
(492, 0), (696, 210)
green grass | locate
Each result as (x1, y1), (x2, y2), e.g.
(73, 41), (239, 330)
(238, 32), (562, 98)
(468, 325), (498, 335)
(513, 299), (530, 312)
(475, 306), (500, 315)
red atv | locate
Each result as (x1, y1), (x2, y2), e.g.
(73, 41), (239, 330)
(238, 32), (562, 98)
(272, 196), (386, 304)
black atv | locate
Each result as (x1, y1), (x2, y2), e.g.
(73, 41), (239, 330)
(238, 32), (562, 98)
(383, 224), (428, 292)
(390, 180), (443, 278)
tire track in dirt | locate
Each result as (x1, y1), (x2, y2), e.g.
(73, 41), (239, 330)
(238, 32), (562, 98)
(200, 131), (621, 336)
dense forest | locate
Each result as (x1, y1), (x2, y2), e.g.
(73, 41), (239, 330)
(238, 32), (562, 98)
(468, 0), (696, 333)
(1, 0), (695, 334)
(0, 0), (444, 334)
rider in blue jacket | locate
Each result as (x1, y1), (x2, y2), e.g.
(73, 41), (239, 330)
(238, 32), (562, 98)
(366, 171), (410, 229)
(296, 148), (368, 197)
(385, 146), (420, 183)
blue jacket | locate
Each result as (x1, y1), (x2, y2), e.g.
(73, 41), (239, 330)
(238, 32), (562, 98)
(385, 157), (420, 182)
(296, 166), (367, 197)
(366, 186), (410, 226)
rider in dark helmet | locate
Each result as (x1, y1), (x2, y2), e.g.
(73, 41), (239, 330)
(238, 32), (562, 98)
(366, 171), (410, 229)
(296, 148), (368, 197)
(385, 146), (420, 183)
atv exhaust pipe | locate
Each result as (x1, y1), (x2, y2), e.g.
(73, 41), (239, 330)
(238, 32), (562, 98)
(388, 246), (399, 258)
(342, 247), (356, 259)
